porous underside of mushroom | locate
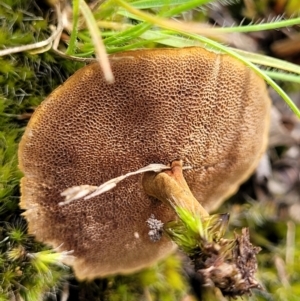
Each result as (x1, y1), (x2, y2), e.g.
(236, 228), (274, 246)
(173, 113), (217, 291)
(18, 47), (270, 279)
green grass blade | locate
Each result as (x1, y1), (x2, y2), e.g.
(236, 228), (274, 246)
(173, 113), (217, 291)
(232, 48), (300, 76)
(130, 0), (204, 9)
(66, 0), (80, 54)
(159, 0), (212, 18)
(140, 30), (202, 47)
(211, 17), (300, 33)
(104, 23), (152, 46)
(265, 71), (300, 84)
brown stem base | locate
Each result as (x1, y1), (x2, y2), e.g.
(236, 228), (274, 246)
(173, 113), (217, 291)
(142, 160), (209, 218)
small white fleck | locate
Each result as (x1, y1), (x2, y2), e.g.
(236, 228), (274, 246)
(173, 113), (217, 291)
(28, 129), (33, 137)
(134, 232), (139, 239)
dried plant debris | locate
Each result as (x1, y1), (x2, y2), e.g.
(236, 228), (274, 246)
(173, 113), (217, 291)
(60, 163), (177, 205)
(165, 209), (261, 298)
(194, 228), (261, 297)
(254, 91), (300, 222)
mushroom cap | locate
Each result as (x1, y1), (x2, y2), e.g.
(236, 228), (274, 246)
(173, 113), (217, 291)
(19, 47), (270, 279)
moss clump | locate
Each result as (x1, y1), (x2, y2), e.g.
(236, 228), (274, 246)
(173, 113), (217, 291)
(0, 1), (83, 299)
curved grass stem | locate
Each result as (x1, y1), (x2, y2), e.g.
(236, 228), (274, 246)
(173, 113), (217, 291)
(79, 0), (114, 83)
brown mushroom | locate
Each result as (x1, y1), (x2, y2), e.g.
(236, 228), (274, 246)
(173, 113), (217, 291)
(18, 47), (270, 280)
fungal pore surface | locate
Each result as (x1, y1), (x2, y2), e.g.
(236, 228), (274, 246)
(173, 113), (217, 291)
(19, 47), (270, 280)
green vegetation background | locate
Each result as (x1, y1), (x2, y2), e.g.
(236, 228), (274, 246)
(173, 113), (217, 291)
(0, 0), (300, 300)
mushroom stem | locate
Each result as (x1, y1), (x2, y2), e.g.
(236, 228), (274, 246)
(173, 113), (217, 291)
(142, 160), (209, 218)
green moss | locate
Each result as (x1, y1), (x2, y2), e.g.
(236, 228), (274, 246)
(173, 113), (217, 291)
(0, 1), (84, 299)
(107, 254), (187, 301)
